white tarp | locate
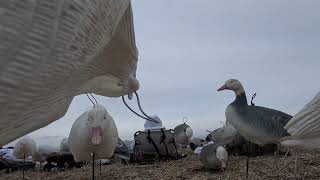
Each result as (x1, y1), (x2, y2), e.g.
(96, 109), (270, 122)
(0, 0), (139, 146)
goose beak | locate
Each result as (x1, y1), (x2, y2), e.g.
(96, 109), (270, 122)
(90, 127), (102, 145)
(217, 84), (228, 91)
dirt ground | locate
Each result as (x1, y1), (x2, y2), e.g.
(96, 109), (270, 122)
(1, 152), (320, 180)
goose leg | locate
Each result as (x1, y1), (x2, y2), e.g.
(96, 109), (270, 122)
(91, 153), (95, 180)
(99, 159), (101, 176)
(294, 151), (299, 180)
(246, 141), (250, 179)
(282, 147), (290, 165)
(274, 145), (280, 179)
(23, 153), (25, 180)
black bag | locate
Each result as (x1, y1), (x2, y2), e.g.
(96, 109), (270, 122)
(132, 129), (179, 163)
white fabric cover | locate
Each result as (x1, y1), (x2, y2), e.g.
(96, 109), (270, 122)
(0, 0), (139, 146)
(281, 92), (320, 149)
(284, 92), (320, 136)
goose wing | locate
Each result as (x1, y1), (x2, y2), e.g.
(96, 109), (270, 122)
(228, 105), (292, 144)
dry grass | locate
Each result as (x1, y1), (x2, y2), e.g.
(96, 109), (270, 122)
(1, 152), (320, 180)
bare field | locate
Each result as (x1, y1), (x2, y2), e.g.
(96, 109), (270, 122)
(1, 152), (320, 180)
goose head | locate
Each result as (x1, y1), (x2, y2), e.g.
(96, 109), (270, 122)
(216, 146), (228, 170)
(217, 79), (244, 96)
(185, 126), (193, 138)
(87, 104), (112, 145)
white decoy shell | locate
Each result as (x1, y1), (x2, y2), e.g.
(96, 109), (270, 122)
(281, 92), (320, 150)
(0, 0), (139, 146)
(281, 135), (320, 150)
(284, 92), (320, 136)
(68, 105), (118, 162)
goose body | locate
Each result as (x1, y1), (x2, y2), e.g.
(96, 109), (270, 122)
(226, 103), (291, 145)
(200, 143), (228, 170)
(219, 79), (291, 145)
(68, 104), (118, 162)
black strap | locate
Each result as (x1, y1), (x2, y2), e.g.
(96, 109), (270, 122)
(169, 129), (179, 158)
(160, 129), (169, 158)
(172, 138), (179, 157)
(146, 130), (162, 158)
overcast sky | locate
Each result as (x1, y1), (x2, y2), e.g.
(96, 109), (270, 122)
(16, 0), (320, 143)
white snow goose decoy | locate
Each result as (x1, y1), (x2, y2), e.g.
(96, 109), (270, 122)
(68, 104), (118, 179)
(13, 137), (37, 161)
(69, 104), (118, 161)
(13, 137), (46, 178)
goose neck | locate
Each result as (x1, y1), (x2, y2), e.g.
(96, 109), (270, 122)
(233, 92), (248, 106)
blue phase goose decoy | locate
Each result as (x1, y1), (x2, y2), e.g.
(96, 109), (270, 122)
(218, 79), (292, 146)
(200, 142), (228, 171)
(218, 79), (292, 178)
